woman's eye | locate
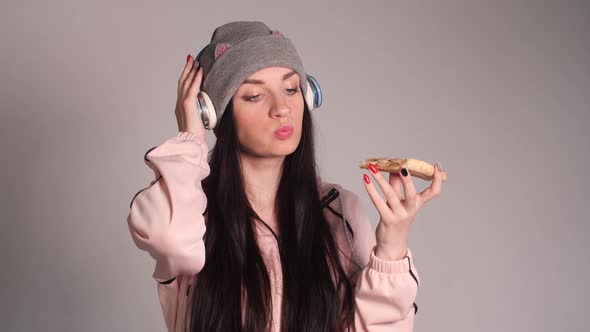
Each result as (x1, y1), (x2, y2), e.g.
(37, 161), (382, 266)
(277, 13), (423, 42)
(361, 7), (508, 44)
(245, 88), (299, 102)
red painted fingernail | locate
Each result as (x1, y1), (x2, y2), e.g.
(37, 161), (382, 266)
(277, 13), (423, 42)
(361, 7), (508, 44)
(186, 54), (192, 63)
(368, 163), (378, 174)
(363, 174), (371, 184)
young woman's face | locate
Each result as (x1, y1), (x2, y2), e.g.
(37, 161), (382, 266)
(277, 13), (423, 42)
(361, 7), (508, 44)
(232, 66), (305, 158)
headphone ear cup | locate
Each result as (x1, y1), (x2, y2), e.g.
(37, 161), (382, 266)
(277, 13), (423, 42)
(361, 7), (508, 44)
(304, 74), (322, 110)
(304, 78), (315, 111)
(197, 91), (217, 130)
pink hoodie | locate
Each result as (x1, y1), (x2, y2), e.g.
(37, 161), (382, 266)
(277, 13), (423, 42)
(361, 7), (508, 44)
(127, 131), (420, 332)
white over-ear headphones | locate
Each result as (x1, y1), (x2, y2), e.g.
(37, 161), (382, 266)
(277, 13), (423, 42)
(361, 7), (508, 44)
(193, 46), (323, 130)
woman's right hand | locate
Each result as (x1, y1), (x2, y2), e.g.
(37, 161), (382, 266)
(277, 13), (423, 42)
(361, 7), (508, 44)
(175, 54), (206, 140)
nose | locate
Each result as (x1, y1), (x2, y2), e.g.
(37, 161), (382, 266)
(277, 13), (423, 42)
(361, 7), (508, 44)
(269, 92), (291, 119)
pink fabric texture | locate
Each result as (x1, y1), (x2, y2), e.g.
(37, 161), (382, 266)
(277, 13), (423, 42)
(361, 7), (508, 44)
(127, 132), (420, 331)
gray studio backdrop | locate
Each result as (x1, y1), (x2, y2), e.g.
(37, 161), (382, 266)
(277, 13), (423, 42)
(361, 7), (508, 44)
(1, 1), (588, 331)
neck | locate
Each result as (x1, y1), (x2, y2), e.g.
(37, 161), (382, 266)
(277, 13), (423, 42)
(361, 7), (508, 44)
(240, 153), (285, 216)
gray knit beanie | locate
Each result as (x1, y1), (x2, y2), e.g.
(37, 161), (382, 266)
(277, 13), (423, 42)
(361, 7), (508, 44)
(195, 21), (308, 129)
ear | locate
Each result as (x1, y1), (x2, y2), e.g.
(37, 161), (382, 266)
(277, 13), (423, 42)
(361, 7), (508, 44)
(215, 43), (232, 60)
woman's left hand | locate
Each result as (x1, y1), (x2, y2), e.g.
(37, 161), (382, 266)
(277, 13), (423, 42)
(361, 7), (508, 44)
(362, 163), (445, 260)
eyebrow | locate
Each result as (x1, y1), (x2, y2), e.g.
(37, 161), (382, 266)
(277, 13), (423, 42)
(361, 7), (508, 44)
(242, 70), (297, 85)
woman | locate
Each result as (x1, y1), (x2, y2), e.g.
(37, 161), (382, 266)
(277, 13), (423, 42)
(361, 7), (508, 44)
(127, 21), (444, 332)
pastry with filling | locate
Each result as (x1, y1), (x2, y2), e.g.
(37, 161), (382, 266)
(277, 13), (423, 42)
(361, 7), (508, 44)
(359, 158), (448, 182)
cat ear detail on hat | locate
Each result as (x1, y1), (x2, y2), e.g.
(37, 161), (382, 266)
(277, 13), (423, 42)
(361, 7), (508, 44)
(215, 43), (231, 60)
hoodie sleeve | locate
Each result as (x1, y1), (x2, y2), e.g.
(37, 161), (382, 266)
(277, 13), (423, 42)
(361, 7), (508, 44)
(342, 189), (420, 332)
(353, 246), (420, 331)
(126, 131), (210, 283)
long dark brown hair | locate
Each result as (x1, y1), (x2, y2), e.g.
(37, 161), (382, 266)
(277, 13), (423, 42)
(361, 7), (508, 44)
(188, 96), (356, 331)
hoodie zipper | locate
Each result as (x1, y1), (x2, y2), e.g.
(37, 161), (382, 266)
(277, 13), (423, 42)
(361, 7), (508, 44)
(256, 218), (286, 297)
(257, 219), (283, 250)
(255, 187), (341, 256)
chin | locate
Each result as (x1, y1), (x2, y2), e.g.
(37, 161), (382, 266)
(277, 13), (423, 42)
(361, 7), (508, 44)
(272, 143), (298, 156)
(271, 137), (300, 156)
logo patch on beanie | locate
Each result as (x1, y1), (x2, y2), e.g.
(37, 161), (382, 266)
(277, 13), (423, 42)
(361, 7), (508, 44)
(215, 43), (231, 60)
(272, 30), (283, 37)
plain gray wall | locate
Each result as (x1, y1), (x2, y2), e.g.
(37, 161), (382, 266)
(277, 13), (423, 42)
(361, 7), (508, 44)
(1, 0), (588, 331)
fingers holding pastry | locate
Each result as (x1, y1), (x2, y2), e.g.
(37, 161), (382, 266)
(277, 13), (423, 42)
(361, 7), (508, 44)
(366, 164), (405, 221)
(419, 163), (444, 205)
(388, 172), (403, 199)
(363, 174), (395, 222)
(361, 157), (447, 210)
(399, 167), (418, 210)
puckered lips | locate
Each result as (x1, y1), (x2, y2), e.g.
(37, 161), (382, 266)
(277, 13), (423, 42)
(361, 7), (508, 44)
(273, 124), (294, 139)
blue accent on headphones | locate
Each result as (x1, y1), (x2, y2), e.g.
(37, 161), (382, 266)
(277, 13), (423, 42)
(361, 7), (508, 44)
(306, 74), (322, 109)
